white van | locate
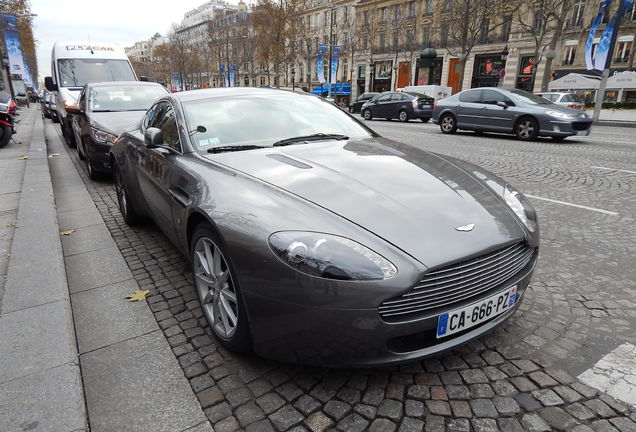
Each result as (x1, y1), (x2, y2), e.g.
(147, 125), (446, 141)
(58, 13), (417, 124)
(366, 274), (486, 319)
(44, 42), (137, 146)
(401, 85), (453, 102)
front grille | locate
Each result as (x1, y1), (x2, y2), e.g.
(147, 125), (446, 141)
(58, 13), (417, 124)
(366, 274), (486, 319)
(379, 242), (535, 320)
(572, 121), (591, 131)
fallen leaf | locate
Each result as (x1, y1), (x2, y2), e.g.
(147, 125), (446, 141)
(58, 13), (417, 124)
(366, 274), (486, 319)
(17, 156), (27, 160)
(125, 290), (150, 302)
(60, 229), (76, 236)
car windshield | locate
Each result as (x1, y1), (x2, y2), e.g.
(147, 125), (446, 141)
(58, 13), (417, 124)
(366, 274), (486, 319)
(508, 89), (552, 105)
(57, 59), (136, 87)
(183, 93), (374, 152)
(89, 85), (168, 112)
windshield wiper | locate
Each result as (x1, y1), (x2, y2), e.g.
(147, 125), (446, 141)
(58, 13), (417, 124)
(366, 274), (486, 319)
(272, 133), (349, 147)
(207, 145), (266, 154)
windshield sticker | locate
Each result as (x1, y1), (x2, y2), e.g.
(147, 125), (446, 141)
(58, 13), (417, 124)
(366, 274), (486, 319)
(209, 137), (221, 145)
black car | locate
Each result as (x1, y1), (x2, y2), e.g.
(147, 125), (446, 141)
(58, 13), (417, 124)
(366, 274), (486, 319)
(40, 91), (51, 118)
(361, 91), (434, 122)
(41, 92), (58, 122)
(68, 81), (169, 179)
(349, 92), (379, 113)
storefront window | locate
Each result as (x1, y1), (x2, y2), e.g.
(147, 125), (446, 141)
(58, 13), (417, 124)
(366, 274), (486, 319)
(373, 61), (392, 92)
(472, 55), (504, 88)
(515, 55), (535, 91)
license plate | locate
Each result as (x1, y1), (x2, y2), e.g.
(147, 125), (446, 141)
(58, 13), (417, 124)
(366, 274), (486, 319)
(576, 129), (590, 136)
(436, 286), (517, 338)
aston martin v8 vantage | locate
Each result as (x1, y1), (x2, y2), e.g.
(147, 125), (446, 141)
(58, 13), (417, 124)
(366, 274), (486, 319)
(110, 88), (539, 366)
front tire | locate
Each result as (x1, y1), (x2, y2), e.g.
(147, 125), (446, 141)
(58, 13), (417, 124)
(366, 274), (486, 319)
(85, 152), (100, 180)
(0, 124), (11, 148)
(114, 161), (141, 225)
(398, 110), (409, 122)
(440, 113), (458, 134)
(515, 117), (539, 141)
(192, 225), (251, 353)
(362, 109), (372, 121)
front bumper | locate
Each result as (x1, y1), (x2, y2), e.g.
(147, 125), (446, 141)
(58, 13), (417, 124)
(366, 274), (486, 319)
(85, 137), (114, 172)
(541, 119), (592, 137)
(245, 256), (536, 367)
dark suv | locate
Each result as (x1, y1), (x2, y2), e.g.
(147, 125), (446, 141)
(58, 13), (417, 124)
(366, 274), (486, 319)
(361, 92), (434, 122)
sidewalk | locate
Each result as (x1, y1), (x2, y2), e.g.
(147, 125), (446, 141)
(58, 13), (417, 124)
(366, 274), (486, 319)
(0, 107), (211, 431)
(0, 107), (86, 431)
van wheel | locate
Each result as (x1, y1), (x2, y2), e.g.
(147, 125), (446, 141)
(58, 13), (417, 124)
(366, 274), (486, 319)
(440, 113), (457, 134)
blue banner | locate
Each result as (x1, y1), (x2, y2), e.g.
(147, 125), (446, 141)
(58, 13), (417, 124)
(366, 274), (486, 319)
(585, 0), (614, 70)
(330, 46), (341, 84)
(219, 63), (226, 87)
(172, 72), (180, 90)
(1, 14), (27, 77)
(595, 0), (635, 70)
(316, 45), (327, 84)
(229, 64), (236, 87)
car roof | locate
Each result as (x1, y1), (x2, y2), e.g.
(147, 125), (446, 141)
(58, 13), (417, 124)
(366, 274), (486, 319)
(86, 81), (164, 88)
(167, 87), (315, 103)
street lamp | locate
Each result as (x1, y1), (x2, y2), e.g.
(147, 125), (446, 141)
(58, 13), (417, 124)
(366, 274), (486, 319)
(369, 62), (376, 92)
(291, 68), (295, 91)
(501, 45), (509, 62)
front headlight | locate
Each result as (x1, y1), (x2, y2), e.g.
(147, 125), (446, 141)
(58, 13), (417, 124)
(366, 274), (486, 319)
(503, 185), (537, 232)
(545, 110), (574, 119)
(90, 127), (118, 144)
(269, 231), (397, 280)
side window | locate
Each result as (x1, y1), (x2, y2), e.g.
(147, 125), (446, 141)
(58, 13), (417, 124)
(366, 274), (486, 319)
(143, 103), (164, 132)
(459, 90), (482, 103)
(391, 93), (407, 101)
(481, 90), (510, 104)
(154, 104), (181, 152)
(377, 94), (392, 102)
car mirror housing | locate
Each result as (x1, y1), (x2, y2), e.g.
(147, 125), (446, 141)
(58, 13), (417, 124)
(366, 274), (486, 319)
(44, 76), (58, 92)
(496, 101), (509, 108)
(144, 127), (163, 147)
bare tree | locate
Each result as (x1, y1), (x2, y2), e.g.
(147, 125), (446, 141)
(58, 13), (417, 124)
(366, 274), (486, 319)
(515, 0), (571, 91)
(441, 0), (515, 88)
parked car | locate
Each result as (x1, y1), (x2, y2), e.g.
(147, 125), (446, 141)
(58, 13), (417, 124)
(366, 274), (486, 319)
(433, 87), (592, 141)
(361, 91), (434, 122)
(535, 92), (585, 109)
(349, 92), (378, 113)
(68, 81), (168, 179)
(40, 91), (51, 118)
(111, 87), (539, 366)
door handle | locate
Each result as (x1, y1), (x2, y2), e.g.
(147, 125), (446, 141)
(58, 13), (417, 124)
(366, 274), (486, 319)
(168, 185), (190, 208)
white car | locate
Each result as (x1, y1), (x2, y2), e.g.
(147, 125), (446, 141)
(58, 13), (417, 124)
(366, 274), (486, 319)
(535, 92), (585, 110)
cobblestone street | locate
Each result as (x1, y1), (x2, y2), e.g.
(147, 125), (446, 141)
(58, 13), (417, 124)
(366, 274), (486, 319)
(52, 119), (636, 432)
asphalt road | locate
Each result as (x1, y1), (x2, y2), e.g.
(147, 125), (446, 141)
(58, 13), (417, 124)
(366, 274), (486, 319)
(57, 116), (636, 431)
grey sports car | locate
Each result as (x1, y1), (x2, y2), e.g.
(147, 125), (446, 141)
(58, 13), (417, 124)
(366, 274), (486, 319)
(110, 88), (539, 366)
(432, 87), (592, 141)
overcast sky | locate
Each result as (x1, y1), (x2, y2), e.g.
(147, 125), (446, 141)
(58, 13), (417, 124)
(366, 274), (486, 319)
(31, 0), (234, 83)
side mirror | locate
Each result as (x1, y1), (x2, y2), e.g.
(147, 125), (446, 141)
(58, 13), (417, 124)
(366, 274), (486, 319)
(44, 76), (58, 92)
(144, 127), (163, 147)
(496, 101), (509, 108)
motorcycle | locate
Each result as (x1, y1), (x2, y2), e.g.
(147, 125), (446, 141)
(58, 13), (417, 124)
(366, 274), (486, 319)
(0, 95), (17, 148)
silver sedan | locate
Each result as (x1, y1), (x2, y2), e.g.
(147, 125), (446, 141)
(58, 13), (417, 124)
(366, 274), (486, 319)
(432, 87), (592, 141)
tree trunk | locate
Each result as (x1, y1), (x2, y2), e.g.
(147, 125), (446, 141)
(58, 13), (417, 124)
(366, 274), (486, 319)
(540, 1), (569, 91)
(457, 59), (467, 91)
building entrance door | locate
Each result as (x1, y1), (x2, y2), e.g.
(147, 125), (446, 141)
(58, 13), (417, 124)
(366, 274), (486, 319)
(397, 62), (411, 88)
(448, 58), (461, 94)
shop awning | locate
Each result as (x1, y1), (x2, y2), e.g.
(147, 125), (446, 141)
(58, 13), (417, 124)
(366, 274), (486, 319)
(548, 73), (601, 90)
(606, 71), (636, 90)
(311, 83), (351, 95)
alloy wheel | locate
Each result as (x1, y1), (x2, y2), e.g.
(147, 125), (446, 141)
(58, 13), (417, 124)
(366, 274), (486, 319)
(517, 120), (535, 139)
(441, 115), (454, 132)
(114, 167), (128, 218)
(194, 237), (239, 339)
(399, 111), (408, 122)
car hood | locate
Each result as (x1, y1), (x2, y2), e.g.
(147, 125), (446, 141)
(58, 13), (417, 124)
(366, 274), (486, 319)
(205, 138), (525, 268)
(88, 111), (145, 136)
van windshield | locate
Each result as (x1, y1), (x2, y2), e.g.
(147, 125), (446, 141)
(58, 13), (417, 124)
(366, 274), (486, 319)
(57, 59), (135, 87)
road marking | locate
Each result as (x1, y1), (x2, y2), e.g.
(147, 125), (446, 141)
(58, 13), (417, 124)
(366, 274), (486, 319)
(591, 166), (636, 175)
(578, 343), (636, 408)
(525, 194), (619, 216)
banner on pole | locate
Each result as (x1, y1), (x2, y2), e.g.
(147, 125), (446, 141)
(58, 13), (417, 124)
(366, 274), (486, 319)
(316, 45), (327, 84)
(330, 46), (341, 84)
(585, 0), (613, 70)
(172, 72), (180, 90)
(594, 0), (634, 70)
(1, 14), (27, 77)
(229, 64), (236, 87)
(219, 63), (226, 87)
